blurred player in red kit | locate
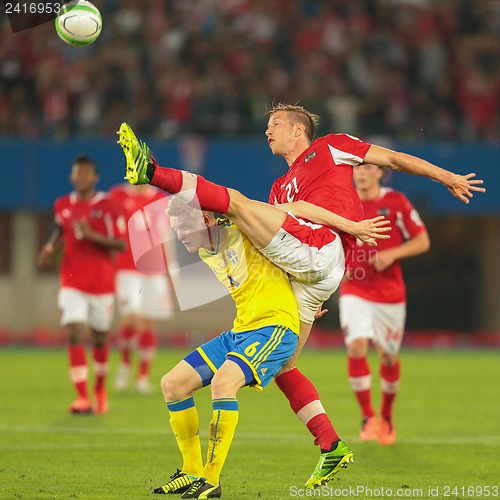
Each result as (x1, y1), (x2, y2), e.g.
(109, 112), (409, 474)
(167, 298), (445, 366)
(340, 164), (430, 444)
(38, 154), (125, 414)
(109, 183), (178, 394)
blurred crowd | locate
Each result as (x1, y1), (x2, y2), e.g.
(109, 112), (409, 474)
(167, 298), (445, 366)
(0, 0), (499, 141)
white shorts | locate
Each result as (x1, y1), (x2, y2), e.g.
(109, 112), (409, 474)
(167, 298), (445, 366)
(261, 221), (346, 325)
(58, 287), (115, 332)
(339, 294), (406, 355)
(116, 270), (174, 320)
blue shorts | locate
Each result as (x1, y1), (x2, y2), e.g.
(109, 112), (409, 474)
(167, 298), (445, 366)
(184, 325), (298, 391)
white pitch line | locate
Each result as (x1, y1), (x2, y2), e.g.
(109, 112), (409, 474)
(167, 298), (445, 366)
(0, 424), (308, 442)
(0, 424), (499, 447)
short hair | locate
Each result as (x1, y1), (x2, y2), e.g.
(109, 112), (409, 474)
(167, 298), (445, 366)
(267, 103), (319, 143)
(73, 154), (98, 174)
(166, 196), (203, 219)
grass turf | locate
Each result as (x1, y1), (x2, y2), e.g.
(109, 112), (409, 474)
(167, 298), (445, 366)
(0, 348), (499, 499)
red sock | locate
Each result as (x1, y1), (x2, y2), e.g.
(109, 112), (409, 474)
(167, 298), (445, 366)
(380, 361), (400, 419)
(348, 356), (374, 418)
(150, 162), (230, 214)
(68, 345), (88, 399)
(116, 324), (137, 365)
(275, 368), (339, 450)
(92, 344), (110, 392)
(137, 329), (157, 378)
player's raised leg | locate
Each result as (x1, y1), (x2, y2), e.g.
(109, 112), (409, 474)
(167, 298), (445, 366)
(117, 123), (287, 250)
(152, 360), (205, 495)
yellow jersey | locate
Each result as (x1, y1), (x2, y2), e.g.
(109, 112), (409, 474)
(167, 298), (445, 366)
(199, 218), (299, 335)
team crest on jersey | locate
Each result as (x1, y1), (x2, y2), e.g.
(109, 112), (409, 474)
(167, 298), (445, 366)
(226, 247), (239, 265)
(305, 151), (316, 162)
(378, 207), (390, 216)
(91, 209), (103, 218)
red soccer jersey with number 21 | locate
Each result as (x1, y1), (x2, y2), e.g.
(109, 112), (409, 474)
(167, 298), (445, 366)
(269, 134), (370, 257)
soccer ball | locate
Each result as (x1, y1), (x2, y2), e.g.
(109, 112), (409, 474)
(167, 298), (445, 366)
(55, 0), (102, 46)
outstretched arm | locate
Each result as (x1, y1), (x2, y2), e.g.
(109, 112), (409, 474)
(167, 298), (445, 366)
(364, 145), (486, 204)
(275, 200), (391, 245)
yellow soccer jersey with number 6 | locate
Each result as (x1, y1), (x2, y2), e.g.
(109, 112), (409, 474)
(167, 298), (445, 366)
(199, 218), (299, 336)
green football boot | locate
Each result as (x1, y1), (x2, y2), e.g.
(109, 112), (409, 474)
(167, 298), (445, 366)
(117, 122), (152, 185)
(305, 440), (354, 489)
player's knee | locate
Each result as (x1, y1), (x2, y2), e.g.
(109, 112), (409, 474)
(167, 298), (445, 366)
(161, 373), (185, 401)
(210, 373), (227, 395)
(67, 323), (84, 346)
(91, 330), (107, 348)
(380, 352), (398, 366)
(226, 188), (248, 215)
(347, 338), (368, 358)
(211, 372), (236, 399)
(276, 360), (295, 378)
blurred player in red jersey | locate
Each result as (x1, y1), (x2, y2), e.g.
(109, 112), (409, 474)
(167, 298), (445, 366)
(109, 183), (178, 394)
(340, 164), (430, 445)
(118, 105), (484, 489)
(38, 155), (125, 414)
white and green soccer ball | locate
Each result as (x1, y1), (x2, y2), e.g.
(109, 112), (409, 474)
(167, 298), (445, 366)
(55, 0), (102, 46)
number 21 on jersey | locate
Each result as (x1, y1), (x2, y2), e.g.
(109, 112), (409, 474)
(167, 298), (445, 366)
(285, 177), (299, 202)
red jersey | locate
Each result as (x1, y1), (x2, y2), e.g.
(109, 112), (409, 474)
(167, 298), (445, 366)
(340, 187), (427, 303)
(108, 183), (169, 271)
(269, 134), (370, 257)
(54, 191), (120, 294)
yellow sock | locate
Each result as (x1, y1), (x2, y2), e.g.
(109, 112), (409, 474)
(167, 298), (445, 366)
(167, 397), (203, 477)
(202, 398), (239, 486)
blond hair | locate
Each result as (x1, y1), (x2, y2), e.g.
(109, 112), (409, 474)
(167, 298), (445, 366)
(267, 103), (319, 143)
(165, 196), (201, 219)
(166, 196), (214, 225)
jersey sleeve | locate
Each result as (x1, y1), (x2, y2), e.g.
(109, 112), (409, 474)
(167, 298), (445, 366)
(396, 194), (427, 240)
(325, 134), (371, 166)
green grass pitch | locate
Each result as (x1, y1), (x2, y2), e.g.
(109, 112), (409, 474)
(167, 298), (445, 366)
(0, 348), (499, 499)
